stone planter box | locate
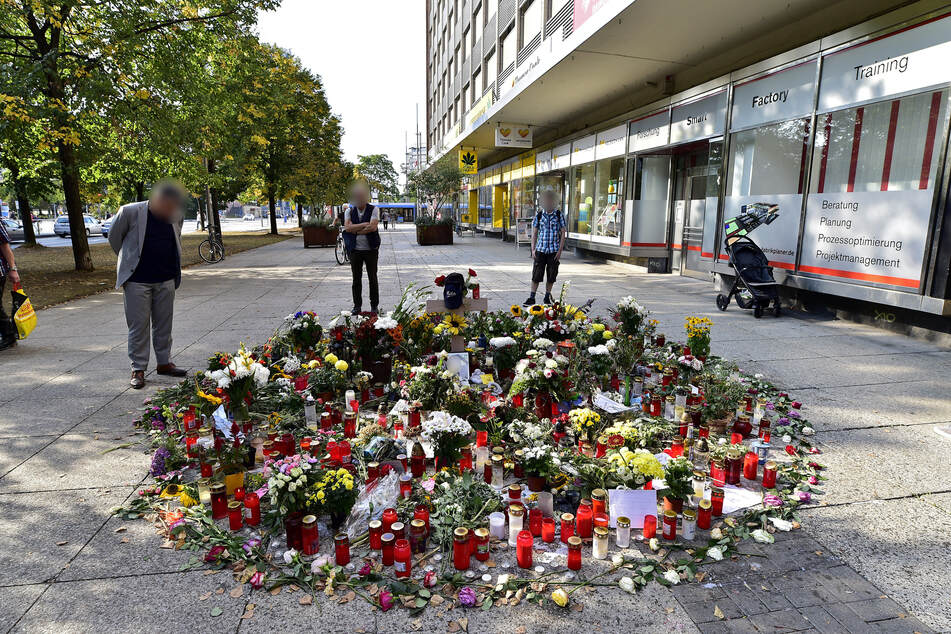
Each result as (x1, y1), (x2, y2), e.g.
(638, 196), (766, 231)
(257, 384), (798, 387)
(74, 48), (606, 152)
(416, 223), (454, 246)
(303, 226), (338, 247)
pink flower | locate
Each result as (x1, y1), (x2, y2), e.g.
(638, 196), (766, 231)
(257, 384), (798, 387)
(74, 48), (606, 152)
(791, 401), (802, 409)
(458, 586), (477, 607)
(808, 476), (818, 485)
(420, 478), (436, 493)
(379, 590), (394, 612)
(204, 545), (227, 562)
(358, 562), (372, 576)
(797, 491), (812, 503)
(249, 571), (265, 589)
(764, 494), (783, 507)
(423, 571), (437, 588)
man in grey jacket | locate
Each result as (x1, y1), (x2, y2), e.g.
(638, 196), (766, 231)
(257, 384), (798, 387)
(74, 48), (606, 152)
(109, 182), (188, 389)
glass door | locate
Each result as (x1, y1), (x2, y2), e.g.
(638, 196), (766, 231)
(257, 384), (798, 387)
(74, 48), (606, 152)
(669, 142), (721, 276)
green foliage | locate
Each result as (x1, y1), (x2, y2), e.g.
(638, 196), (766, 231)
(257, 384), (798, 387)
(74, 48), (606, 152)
(355, 154), (399, 201)
(407, 157), (461, 223)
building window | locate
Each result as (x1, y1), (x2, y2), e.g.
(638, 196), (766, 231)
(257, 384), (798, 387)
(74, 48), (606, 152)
(461, 30), (468, 61)
(520, 0), (541, 47)
(729, 119), (810, 197)
(810, 90), (948, 194)
(473, 4), (483, 42)
(593, 158), (623, 239)
(484, 50), (496, 92)
(569, 162), (596, 236)
(472, 70), (481, 101)
(462, 83), (470, 112)
(486, 0), (497, 21)
(500, 27), (515, 71)
(546, 0), (571, 20)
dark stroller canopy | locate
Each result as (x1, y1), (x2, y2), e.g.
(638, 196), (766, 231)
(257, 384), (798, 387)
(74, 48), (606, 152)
(731, 243), (774, 286)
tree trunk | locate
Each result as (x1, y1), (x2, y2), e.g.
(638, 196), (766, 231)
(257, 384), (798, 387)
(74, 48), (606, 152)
(296, 201), (303, 226)
(197, 195), (206, 232)
(58, 140), (93, 271)
(135, 181), (145, 201)
(7, 164), (37, 246)
(267, 186), (278, 235)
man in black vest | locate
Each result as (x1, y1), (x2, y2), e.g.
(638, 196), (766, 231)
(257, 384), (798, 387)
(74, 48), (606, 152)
(342, 181), (381, 314)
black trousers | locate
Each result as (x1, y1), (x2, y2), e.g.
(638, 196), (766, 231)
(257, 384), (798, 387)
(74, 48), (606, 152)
(350, 249), (379, 309)
(0, 275), (14, 341)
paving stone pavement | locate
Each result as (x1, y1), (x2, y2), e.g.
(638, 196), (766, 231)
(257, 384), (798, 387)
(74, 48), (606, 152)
(1, 224), (948, 633)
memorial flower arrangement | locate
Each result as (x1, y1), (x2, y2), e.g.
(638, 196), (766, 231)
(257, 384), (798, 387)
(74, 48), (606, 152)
(684, 316), (713, 358)
(120, 284), (826, 616)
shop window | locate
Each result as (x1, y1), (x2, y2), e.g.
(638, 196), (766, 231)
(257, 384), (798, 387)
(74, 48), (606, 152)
(478, 186), (493, 225)
(728, 119), (810, 196)
(569, 162), (596, 236)
(630, 156), (670, 246)
(593, 157), (624, 239)
(811, 90), (948, 194)
(511, 176), (536, 223)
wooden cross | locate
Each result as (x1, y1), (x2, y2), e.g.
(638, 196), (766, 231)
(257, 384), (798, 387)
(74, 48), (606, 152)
(425, 296), (488, 352)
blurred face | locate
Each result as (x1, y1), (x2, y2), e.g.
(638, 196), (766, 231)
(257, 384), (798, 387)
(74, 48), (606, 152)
(541, 191), (558, 211)
(149, 192), (182, 221)
(351, 184), (369, 207)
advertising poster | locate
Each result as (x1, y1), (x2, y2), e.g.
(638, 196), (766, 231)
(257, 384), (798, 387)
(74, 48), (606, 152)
(721, 194), (803, 268)
(799, 191), (930, 289)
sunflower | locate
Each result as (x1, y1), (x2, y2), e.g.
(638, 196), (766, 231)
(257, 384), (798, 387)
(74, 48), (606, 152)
(442, 313), (467, 336)
(529, 304), (544, 316)
(197, 388), (223, 406)
(510, 305), (522, 317)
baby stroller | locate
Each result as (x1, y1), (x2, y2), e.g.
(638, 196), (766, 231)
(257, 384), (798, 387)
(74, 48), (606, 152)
(715, 203), (781, 318)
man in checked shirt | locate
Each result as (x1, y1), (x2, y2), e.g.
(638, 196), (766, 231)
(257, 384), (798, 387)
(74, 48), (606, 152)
(523, 189), (567, 306)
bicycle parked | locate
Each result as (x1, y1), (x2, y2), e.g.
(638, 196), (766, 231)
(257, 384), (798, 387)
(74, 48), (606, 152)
(334, 230), (349, 265)
(199, 224), (225, 264)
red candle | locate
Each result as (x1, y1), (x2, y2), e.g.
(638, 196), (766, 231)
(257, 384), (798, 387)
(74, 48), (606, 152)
(642, 514), (657, 539)
(566, 536), (582, 570)
(411, 451), (425, 478)
(529, 508), (543, 537)
(394, 539), (412, 578)
(243, 492), (260, 526)
(710, 487), (725, 516)
(593, 512), (609, 529)
(301, 515), (319, 555)
(381, 508), (398, 535)
(381, 533), (395, 565)
(397, 453), (407, 471)
(453, 528), (470, 570)
(474, 527), (490, 561)
(743, 451), (759, 481)
(200, 460), (213, 478)
(343, 413), (356, 438)
(338, 441), (352, 464)
(210, 483), (227, 520)
(320, 412), (332, 431)
(413, 504), (430, 533)
(326, 441), (339, 462)
(710, 461), (726, 487)
(516, 530), (533, 569)
(761, 461), (777, 489)
(591, 489), (607, 516)
(368, 520), (383, 550)
(390, 521), (405, 541)
(399, 474), (413, 498)
(227, 501), (243, 531)
(662, 510), (677, 540)
(458, 446), (473, 472)
(233, 487), (245, 502)
(560, 513), (575, 543)
(334, 533), (350, 566)
(575, 501), (593, 538)
(483, 460), (493, 484)
(541, 517), (555, 543)
(697, 501), (712, 530)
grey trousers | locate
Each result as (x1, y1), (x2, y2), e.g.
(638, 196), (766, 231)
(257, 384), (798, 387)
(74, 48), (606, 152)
(123, 280), (175, 371)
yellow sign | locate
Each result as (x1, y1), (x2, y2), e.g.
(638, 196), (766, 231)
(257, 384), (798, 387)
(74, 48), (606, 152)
(459, 149), (478, 174)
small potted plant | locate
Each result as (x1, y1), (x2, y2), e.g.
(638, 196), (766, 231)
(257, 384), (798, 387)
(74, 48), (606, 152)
(305, 467), (360, 530)
(684, 316), (713, 360)
(302, 214), (339, 247)
(660, 456), (693, 513)
(420, 411), (473, 470)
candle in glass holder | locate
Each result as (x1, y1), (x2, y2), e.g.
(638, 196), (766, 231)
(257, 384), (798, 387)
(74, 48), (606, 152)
(411, 444), (425, 477)
(642, 514), (657, 539)
(529, 508), (543, 537)
(474, 527), (490, 561)
(566, 536), (582, 570)
(697, 500), (712, 530)
(516, 530), (533, 569)
(197, 478), (212, 505)
(681, 509), (697, 540)
(560, 513), (575, 543)
(537, 491), (554, 517)
(508, 506), (524, 547)
(710, 487), (725, 516)
(301, 515), (319, 555)
(390, 521), (405, 542)
(710, 460), (726, 487)
(725, 447), (743, 485)
(334, 533), (350, 566)
(394, 538), (411, 578)
(210, 483), (227, 520)
(413, 504), (430, 533)
(396, 453), (407, 471)
(591, 489), (607, 516)
(575, 500), (593, 538)
(368, 520), (383, 550)
(243, 492), (260, 526)
(409, 519), (427, 554)
(743, 450), (759, 480)
(541, 517), (556, 543)
(399, 473), (413, 498)
(381, 533), (395, 565)
(227, 501), (243, 531)
(453, 527), (470, 570)
(616, 516), (631, 548)
(762, 460), (778, 489)
(459, 446), (473, 472)
(592, 527), (609, 559)
(381, 508), (398, 535)
(489, 512), (506, 539)
(491, 455), (504, 489)
(662, 510), (677, 541)
(513, 449), (525, 479)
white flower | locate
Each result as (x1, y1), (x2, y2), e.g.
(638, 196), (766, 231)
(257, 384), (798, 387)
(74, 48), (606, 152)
(283, 549), (298, 564)
(782, 434), (792, 443)
(768, 517), (793, 532)
(663, 570), (680, 585)
(489, 336), (516, 348)
(587, 344), (610, 355)
(619, 577), (636, 594)
(544, 359), (558, 369)
(751, 529), (774, 544)
(543, 369), (553, 379)
(374, 314), (399, 329)
(801, 426), (815, 436)
(533, 338), (554, 350)
(282, 356), (302, 373)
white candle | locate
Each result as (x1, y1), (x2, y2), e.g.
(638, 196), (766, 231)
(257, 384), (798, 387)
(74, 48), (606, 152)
(489, 512), (506, 539)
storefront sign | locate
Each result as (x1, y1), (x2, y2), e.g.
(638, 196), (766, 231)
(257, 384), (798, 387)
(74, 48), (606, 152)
(819, 13), (951, 112)
(628, 110), (670, 152)
(722, 194), (803, 268)
(670, 92), (726, 143)
(495, 124), (533, 148)
(516, 218), (532, 244)
(571, 134), (596, 165)
(459, 149), (478, 175)
(467, 91), (494, 127)
(799, 191), (931, 289)
(552, 143), (571, 170)
(732, 62), (817, 129)
(595, 124), (627, 159)
(536, 149), (553, 173)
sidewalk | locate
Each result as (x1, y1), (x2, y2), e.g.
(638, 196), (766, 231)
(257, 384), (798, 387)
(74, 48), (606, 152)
(1, 225), (947, 633)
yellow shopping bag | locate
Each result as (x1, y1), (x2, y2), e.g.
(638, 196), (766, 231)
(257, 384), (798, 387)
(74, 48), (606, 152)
(11, 283), (36, 339)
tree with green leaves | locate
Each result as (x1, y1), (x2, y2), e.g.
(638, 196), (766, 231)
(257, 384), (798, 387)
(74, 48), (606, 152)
(407, 157), (462, 223)
(355, 154), (399, 201)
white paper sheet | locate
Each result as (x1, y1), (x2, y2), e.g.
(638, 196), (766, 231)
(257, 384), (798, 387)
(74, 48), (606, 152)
(593, 392), (636, 413)
(720, 483), (763, 515)
(608, 488), (658, 528)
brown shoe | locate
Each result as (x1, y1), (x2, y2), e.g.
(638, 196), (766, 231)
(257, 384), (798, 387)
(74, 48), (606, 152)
(130, 370), (145, 389)
(156, 363), (187, 377)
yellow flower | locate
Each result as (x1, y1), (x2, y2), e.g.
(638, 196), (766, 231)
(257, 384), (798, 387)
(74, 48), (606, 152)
(603, 330), (614, 340)
(335, 360), (349, 372)
(592, 323), (605, 332)
(308, 359), (320, 369)
(324, 353), (339, 364)
(551, 588), (569, 607)
(510, 305), (522, 317)
(529, 304), (544, 316)
(180, 491), (199, 507)
(316, 490), (326, 501)
(197, 389), (223, 406)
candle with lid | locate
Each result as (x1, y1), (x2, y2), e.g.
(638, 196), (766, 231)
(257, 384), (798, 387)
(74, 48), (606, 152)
(541, 517), (556, 543)
(488, 512), (506, 539)
(615, 516), (631, 548)
(560, 513), (575, 543)
(210, 483), (228, 520)
(592, 526), (609, 559)
(591, 489), (607, 516)
(394, 538), (412, 578)
(334, 533), (350, 566)
(662, 510), (677, 541)
(390, 521), (406, 542)
(453, 527), (471, 570)
(566, 536), (583, 570)
(681, 509), (697, 540)
(381, 533), (395, 565)
(473, 527), (490, 561)
(508, 506), (525, 547)
(491, 455), (504, 489)
(227, 501), (243, 531)
(697, 500), (712, 530)
(409, 519), (428, 554)
(710, 487), (725, 516)
(368, 520), (383, 550)
(761, 461), (778, 489)
(381, 508), (398, 535)
(301, 515), (319, 555)
(575, 500), (593, 538)
(516, 530), (533, 569)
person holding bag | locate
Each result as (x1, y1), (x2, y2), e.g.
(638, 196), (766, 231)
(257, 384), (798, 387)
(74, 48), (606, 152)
(0, 218), (20, 351)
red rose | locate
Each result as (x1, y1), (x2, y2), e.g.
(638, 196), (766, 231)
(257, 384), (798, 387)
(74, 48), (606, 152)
(468, 268), (477, 277)
(784, 444), (797, 456)
(434, 275), (446, 286)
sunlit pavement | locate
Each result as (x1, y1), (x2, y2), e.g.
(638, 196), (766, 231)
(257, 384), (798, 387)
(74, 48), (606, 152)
(1, 225), (947, 632)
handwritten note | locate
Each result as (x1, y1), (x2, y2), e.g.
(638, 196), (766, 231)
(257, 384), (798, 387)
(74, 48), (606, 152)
(608, 488), (658, 528)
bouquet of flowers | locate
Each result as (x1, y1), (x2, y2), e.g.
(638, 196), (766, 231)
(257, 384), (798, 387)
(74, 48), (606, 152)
(402, 356), (461, 411)
(282, 311), (323, 352)
(307, 353), (349, 396)
(402, 471), (501, 548)
(204, 345), (271, 417)
(266, 454), (318, 516)
(509, 345), (570, 398)
(684, 316), (713, 358)
(605, 447), (664, 488)
(613, 296), (649, 337)
(506, 418), (553, 445)
(568, 407), (603, 443)
(488, 335), (521, 372)
(521, 444), (560, 480)
(661, 456), (694, 503)
(585, 341), (615, 377)
(305, 467), (359, 526)
(421, 411), (473, 466)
